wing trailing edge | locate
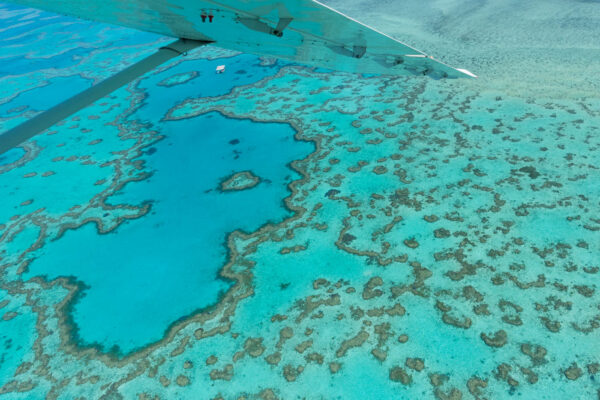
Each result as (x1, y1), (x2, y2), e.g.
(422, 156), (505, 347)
(9, 0), (476, 78)
(1, 1), (477, 154)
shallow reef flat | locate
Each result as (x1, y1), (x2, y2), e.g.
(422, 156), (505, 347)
(1, 1), (600, 400)
(322, 0), (600, 99)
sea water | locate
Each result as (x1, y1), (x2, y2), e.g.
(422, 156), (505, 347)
(1, 1), (599, 399)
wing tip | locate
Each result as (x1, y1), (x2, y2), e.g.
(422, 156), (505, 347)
(456, 68), (478, 79)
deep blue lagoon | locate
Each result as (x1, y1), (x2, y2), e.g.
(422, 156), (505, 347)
(23, 111), (311, 354)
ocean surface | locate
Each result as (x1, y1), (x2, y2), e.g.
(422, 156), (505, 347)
(1, 1), (599, 399)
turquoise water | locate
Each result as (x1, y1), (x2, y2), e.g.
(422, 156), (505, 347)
(1, 1), (600, 399)
(0, 75), (93, 115)
(23, 112), (310, 355)
(16, 46), (304, 355)
(0, 147), (23, 165)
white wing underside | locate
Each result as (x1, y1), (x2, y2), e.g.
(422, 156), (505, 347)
(10, 0), (476, 79)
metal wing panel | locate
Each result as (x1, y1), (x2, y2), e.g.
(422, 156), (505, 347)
(9, 0), (475, 78)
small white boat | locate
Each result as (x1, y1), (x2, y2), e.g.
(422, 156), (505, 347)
(216, 65), (226, 74)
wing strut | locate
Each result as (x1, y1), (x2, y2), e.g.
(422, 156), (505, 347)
(0, 39), (210, 156)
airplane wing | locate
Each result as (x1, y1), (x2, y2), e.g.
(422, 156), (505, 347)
(9, 0), (476, 79)
(1, 0), (477, 155)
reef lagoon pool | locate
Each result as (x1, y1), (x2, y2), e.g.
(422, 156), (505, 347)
(21, 110), (311, 355)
